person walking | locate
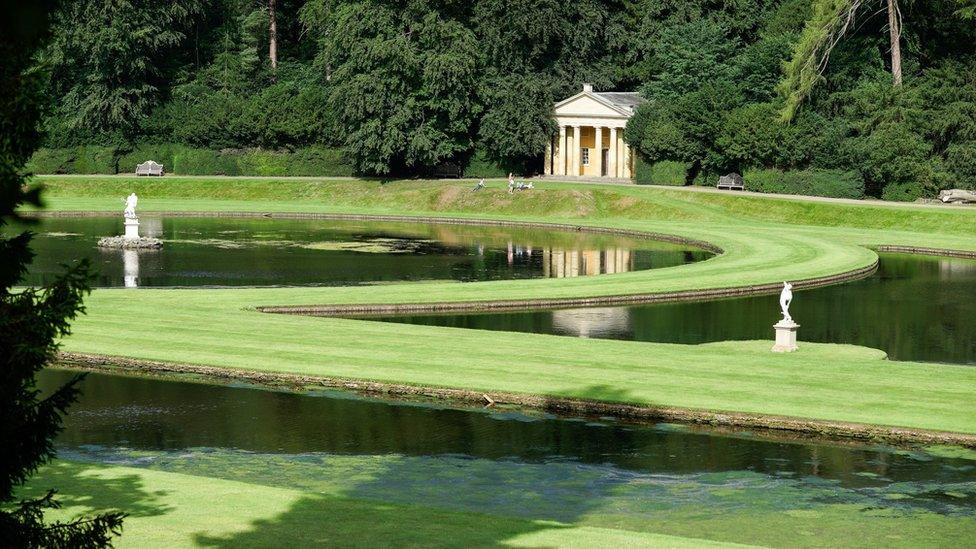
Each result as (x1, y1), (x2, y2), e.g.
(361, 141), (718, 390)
(508, 173), (515, 194)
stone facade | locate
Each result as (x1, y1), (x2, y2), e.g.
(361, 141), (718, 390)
(543, 84), (645, 179)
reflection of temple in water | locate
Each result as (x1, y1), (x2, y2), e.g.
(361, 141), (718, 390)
(503, 242), (634, 277)
(551, 307), (631, 338)
(939, 258), (976, 279)
(541, 248), (633, 277)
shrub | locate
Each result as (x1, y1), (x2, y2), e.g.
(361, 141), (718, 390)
(633, 156), (653, 184)
(172, 149), (239, 176)
(24, 148), (75, 174)
(25, 146), (118, 174)
(288, 147), (353, 177)
(68, 146), (117, 174)
(944, 142), (976, 190)
(851, 122), (930, 198)
(881, 181), (926, 202)
(743, 168), (864, 198)
(655, 161), (694, 185)
(634, 157), (687, 186)
(463, 150), (507, 178)
(634, 155), (688, 185)
(235, 147), (353, 177)
(117, 143), (180, 174)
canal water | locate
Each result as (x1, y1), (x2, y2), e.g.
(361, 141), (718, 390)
(42, 369), (976, 545)
(21, 216), (976, 542)
(374, 253), (976, 365)
(16, 216), (710, 287)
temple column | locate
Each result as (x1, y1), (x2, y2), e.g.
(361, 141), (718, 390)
(544, 137), (552, 175)
(594, 126), (603, 177)
(608, 127), (618, 178)
(617, 130), (626, 178)
(557, 125), (567, 175)
(622, 141), (632, 179)
(571, 125), (581, 176)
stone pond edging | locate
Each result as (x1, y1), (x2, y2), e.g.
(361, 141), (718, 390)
(57, 352), (976, 449)
(874, 245), (976, 259)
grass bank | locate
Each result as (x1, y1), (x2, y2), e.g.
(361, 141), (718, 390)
(26, 460), (737, 548)
(22, 450), (976, 548)
(27, 176), (976, 439)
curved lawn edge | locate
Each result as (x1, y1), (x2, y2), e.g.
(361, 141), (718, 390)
(58, 352), (976, 448)
(31, 210), (888, 313)
(42, 210), (976, 314)
(258, 260), (880, 315)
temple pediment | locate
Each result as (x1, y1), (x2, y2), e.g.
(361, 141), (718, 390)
(554, 93), (632, 118)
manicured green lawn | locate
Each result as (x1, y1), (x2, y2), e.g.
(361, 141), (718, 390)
(27, 177), (976, 434)
(26, 460), (740, 548)
(22, 458), (976, 548)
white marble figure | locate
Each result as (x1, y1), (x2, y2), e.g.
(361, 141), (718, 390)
(122, 193), (138, 219)
(779, 281), (794, 322)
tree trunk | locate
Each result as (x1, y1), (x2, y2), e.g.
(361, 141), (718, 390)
(685, 160), (701, 186)
(887, 0), (902, 85)
(269, 0), (278, 71)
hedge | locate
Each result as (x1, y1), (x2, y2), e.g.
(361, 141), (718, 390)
(634, 157), (698, 186)
(742, 168), (865, 199)
(26, 145), (354, 177)
(235, 148), (353, 177)
(26, 146), (117, 174)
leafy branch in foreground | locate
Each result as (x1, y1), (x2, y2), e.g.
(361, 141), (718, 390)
(779, 0), (904, 122)
(0, 1), (124, 546)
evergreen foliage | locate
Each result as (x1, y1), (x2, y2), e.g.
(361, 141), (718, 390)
(1, 2), (124, 545)
(27, 0), (976, 197)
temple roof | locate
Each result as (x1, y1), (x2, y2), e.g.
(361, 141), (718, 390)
(553, 85), (646, 118)
(593, 92), (645, 114)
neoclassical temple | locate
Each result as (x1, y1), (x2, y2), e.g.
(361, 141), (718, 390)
(543, 84), (645, 179)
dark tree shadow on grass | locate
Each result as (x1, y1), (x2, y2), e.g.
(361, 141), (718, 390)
(188, 385), (647, 547)
(193, 493), (570, 548)
(20, 460), (173, 519)
(555, 384), (635, 403)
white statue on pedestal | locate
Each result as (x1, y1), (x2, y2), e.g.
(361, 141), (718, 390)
(122, 193), (138, 219)
(779, 281), (793, 322)
(97, 191), (162, 249)
(122, 193), (140, 239)
(772, 281), (798, 352)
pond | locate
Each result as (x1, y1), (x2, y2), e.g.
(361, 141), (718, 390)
(42, 369), (976, 544)
(375, 253), (976, 365)
(15, 216), (711, 287)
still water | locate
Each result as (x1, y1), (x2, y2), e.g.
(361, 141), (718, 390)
(42, 369), (976, 544)
(375, 253), (976, 365)
(17, 216), (710, 287)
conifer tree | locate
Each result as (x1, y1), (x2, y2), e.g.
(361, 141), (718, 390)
(0, 2), (124, 545)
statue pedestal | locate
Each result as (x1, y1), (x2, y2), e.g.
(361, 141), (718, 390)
(772, 319), (799, 353)
(124, 217), (139, 239)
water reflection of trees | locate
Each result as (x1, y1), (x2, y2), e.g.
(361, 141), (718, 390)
(45, 371), (967, 487)
(392, 254), (976, 364)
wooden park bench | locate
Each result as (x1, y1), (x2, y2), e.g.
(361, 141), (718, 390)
(716, 173), (744, 190)
(135, 160), (164, 176)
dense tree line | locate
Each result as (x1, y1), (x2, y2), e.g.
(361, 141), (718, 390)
(35, 0), (976, 198)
